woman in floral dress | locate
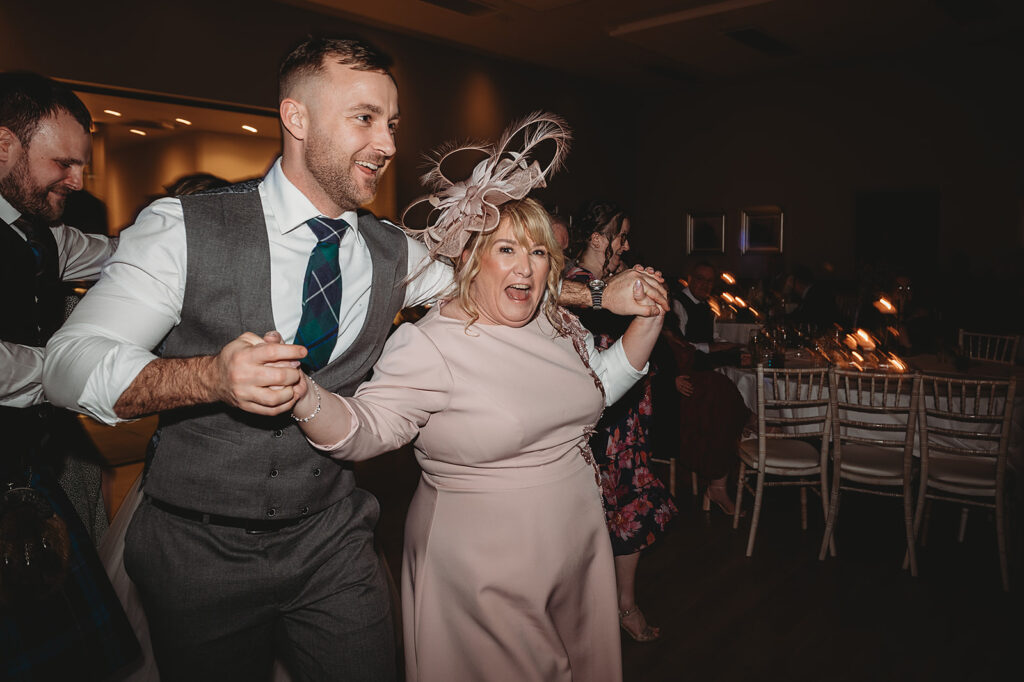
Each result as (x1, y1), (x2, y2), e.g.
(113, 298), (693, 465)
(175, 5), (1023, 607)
(566, 201), (677, 642)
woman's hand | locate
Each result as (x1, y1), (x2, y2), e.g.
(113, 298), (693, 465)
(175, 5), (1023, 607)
(621, 279), (664, 371)
(675, 375), (694, 397)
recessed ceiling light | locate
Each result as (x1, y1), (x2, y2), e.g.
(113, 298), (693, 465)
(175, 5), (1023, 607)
(175, 118), (192, 125)
(242, 125), (258, 133)
(129, 129), (147, 136)
(103, 109), (122, 117)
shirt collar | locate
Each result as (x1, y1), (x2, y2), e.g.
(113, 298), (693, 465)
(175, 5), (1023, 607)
(0, 193), (22, 227)
(683, 287), (703, 305)
(262, 157), (360, 237)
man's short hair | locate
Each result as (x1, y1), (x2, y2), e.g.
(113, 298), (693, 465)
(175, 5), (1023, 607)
(279, 36), (394, 101)
(691, 260), (715, 275)
(0, 72), (92, 146)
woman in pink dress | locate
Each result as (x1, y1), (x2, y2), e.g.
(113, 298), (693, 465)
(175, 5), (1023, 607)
(288, 115), (664, 681)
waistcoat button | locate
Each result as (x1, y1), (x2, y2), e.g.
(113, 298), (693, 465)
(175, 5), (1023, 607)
(312, 467), (321, 477)
(301, 506), (309, 515)
(270, 469), (279, 478)
(266, 508), (277, 517)
(273, 429), (284, 438)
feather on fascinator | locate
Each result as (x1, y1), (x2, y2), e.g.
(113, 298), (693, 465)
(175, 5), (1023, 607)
(401, 112), (572, 260)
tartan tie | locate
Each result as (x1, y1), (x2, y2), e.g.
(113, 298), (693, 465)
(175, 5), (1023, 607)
(294, 216), (348, 371)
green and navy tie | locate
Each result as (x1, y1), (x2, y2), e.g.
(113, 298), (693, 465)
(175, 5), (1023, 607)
(294, 216), (348, 371)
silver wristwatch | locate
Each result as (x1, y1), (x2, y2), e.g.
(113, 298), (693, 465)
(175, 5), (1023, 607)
(588, 278), (607, 310)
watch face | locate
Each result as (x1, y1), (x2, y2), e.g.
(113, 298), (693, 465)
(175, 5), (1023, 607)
(589, 279), (606, 290)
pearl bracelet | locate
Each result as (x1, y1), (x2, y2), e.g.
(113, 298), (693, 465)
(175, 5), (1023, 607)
(291, 376), (322, 423)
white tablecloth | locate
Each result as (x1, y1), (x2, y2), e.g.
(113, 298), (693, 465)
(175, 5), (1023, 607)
(716, 321), (760, 345)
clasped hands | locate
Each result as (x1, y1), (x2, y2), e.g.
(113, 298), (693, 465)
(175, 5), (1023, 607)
(210, 330), (308, 416)
(606, 264), (669, 318)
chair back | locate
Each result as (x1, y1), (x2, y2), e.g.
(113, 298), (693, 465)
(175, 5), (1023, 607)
(829, 369), (920, 481)
(918, 374), (1016, 497)
(753, 365), (831, 461)
(958, 330), (1019, 365)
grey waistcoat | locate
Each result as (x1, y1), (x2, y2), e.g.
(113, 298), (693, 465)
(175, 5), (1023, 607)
(142, 183), (408, 520)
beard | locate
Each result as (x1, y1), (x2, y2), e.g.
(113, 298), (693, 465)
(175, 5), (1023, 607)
(0, 154), (66, 222)
(304, 128), (378, 211)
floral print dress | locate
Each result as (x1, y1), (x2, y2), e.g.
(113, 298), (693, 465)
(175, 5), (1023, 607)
(566, 265), (678, 555)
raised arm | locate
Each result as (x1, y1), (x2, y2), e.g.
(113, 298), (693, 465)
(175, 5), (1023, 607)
(585, 279), (665, 405)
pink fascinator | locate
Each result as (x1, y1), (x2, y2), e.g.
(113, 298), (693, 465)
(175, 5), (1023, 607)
(402, 111), (572, 260)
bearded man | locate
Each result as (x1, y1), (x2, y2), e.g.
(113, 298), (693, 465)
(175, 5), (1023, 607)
(1, 71), (139, 680)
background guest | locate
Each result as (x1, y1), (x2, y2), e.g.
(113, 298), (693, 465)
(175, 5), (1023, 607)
(0, 70), (139, 681)
(567, 200), (677, 643)
(788, 264), (841, 333)
(673, 260), (742, 370)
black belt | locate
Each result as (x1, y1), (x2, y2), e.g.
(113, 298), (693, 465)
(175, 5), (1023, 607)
(147, 496), (307, 534)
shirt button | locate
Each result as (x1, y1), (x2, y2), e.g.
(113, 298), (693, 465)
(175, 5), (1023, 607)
(266, 508), (277, 517)
(312, 467), (321, 477)
(273, 429), (284, 438)
(270, 469), (279, 478)
(301, 506), (309, 515)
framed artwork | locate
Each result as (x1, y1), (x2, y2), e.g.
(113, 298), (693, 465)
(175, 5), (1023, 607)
(685, 211), (726, 254)
(740, 205), (783, 254)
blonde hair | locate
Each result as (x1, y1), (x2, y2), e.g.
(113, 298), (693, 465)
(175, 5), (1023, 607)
(449, 198), (565, 332)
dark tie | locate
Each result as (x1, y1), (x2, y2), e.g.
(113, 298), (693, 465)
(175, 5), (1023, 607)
(13, 215), (46, 276)
(294, 216), (348, 371)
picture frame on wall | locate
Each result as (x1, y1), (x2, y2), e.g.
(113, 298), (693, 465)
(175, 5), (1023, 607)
(740, 205), (784, 254)
(685, 211), (726, 254)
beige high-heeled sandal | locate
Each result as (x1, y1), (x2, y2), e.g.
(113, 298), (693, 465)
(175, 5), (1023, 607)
(619, 607), (661, 642)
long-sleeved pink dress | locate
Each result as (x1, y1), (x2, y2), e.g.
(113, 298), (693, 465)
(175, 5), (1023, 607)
(313, 304), (645, 682)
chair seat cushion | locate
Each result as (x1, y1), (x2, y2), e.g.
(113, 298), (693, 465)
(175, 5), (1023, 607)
(927, 454), (997, 492)
(739, 438), (821, 469)
(839, 444), (907, 480)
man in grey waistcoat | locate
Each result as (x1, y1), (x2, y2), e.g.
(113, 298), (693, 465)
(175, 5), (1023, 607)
(44, 36), (668, 682)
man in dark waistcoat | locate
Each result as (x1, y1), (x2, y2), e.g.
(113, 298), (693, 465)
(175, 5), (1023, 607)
(1, 71), (140, 680)
(673, 261), (742, 370)
(44, 37), (672, 682)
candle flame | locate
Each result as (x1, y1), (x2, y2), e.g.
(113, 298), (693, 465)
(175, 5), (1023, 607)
(721, 272), (736, 285)
(733, 296), (747, 307)
(887, 353), (906, 372)
(851, 351), (864, 362)
(878, 297), (894, 311)
(721, 292), (735, 303)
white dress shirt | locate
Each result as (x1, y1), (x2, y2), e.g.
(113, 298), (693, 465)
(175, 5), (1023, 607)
(671, 287), (720, 354)
(1, 194), (117, 407)
(44, 159), (452, 425)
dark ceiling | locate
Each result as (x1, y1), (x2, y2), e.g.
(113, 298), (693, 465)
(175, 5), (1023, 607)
(277, 0), (1024, 86)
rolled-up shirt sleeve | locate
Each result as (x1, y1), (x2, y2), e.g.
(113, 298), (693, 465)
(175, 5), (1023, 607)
(43, 199), (187, 424)
(306, 323), (452, 459)
(587, 332), (648, 406)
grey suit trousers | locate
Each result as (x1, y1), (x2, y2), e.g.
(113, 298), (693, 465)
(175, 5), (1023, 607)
(124, 488), (395, 682)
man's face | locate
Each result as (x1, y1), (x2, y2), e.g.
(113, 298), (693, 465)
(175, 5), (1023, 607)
(550, 218), (569, 252)
(689, 265), (715, 301)
(0, 112), (90, 222)
(303, 62), (399, 212)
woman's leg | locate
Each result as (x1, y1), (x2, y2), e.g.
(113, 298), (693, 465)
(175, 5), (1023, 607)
(614, 552), (659, 641)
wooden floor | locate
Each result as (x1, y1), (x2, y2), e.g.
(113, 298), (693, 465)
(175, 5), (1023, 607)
(96, 428), (1023, 682)
(355, 448), (1024, 682)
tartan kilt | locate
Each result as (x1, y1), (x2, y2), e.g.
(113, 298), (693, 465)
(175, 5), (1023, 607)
(2, 469), (141, 681)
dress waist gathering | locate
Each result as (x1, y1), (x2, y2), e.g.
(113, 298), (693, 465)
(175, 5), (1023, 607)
(416, 446), (594, 492)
